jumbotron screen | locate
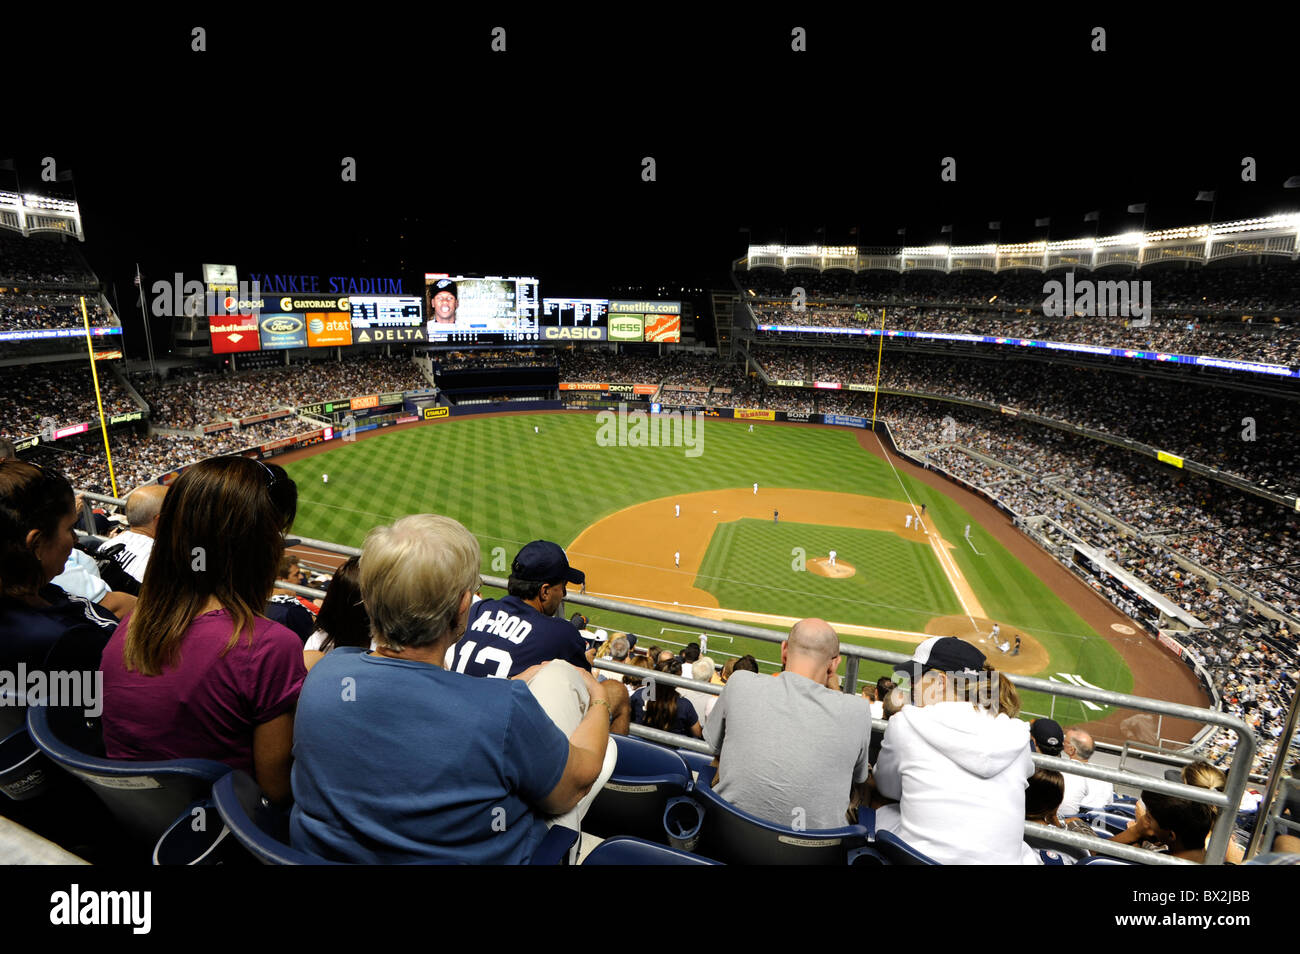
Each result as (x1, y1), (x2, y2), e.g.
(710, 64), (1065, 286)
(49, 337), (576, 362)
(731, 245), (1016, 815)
(424, 274), (540, 343)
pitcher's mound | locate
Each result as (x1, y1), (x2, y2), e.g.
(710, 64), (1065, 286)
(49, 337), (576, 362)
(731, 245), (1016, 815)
(809, 558), (856, 578)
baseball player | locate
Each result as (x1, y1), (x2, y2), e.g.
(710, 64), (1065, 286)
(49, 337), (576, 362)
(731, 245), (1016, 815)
(675, 504), (680, 518)
(748, 424), (754, 433)
(905, 514), (913, 529)
(322, 473), (329, 484)
(1012, 635), (1021, 656)
(674, 551), (680, 567)
(699, 634), (708, 655)
(992, 623), (1000, 642)
(921, 503), (927, 517)
(753, 482), (758, 495)
(829, 549), (837, 568)
(534, 425), (539, 434)
(773, 510), (779, 523)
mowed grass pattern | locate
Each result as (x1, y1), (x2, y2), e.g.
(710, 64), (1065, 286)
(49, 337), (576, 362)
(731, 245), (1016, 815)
(695, 520), (962, 632)
(283, 413), (1130, 719)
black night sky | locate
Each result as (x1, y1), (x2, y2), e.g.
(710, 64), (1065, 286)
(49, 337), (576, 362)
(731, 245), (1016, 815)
(6, 11), (1297, 355)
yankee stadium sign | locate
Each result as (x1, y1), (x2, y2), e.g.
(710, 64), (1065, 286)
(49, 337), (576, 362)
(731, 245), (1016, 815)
(248, 273), (404, 295)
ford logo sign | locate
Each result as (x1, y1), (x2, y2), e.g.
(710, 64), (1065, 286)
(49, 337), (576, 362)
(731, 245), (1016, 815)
(262, 316), (303, 334)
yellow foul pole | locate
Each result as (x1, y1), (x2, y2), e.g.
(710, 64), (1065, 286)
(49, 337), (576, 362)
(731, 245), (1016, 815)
(80, 296), (120, 498)
(870, 307), (887, 425)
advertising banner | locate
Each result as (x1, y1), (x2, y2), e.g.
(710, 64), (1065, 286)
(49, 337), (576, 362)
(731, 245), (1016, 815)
(351, 394), (380, 411)
(823, 413), (867, 428)
(209, 313), (261, 354)
(378, 392), (406, 406)
(422, 406), (450, 420)
(644, 314), (681, 342)
(774, 379), (805, 387)
(258, 313), (308, 350)
(734, 408), (776, 421)
(305, 311), (352, 347)
(1157, 450), (1185, 468)
(559, 382), (608, 391)
(108, 411), (143, 425)
(543, 326), (607, 341)
(607, 314), (644, 342)
(785, 411), (813, 422)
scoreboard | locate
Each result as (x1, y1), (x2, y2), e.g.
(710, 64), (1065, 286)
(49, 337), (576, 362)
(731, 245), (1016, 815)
(208, 294), (426, 353)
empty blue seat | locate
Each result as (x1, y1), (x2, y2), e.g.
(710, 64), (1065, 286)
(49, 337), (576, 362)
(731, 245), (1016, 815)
(583, 835), (720, 865)
(684, 773), (871, 865)
(26, 703), (230, 856)
(583, 735), (692, 843)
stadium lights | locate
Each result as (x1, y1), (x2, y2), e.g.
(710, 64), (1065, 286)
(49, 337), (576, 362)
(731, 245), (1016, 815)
(950, 244), (998, 255)
(901, 245), (951, 257)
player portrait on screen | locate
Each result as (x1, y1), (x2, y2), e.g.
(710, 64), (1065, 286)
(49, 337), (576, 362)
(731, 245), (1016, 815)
(427, 278), (459, 326)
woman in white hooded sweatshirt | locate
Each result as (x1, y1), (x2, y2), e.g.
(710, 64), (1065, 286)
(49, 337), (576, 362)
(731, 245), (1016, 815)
(872, 636), (1034, 864)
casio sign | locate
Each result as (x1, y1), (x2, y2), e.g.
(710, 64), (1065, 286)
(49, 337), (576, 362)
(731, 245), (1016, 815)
(543, 326), (605, 340)
(262, 316), (304, 335)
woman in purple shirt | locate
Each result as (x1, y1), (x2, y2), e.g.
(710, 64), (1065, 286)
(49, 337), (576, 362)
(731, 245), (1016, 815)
(100, 458), (306, 804)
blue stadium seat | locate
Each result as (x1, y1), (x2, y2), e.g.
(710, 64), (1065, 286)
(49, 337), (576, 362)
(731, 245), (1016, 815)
(1076, 854), (1134, 865)
(26, 703), (230, 856)
(0, 725), (54, 802)
(151, 798), (238, 865)
(210, 770), (336, 865)
(584, 735), (693, 843)
(675, 748), (717, 785)
(583, 835), (720, 865)
(1080, 810), (1132, 836)
(212, 770), (580, 865)
(867, 829), (941, 865)
(683, 773), (872, 865)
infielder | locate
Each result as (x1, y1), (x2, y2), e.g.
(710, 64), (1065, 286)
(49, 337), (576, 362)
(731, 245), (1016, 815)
(675, 504), (680, 518)
(674, 551), (680, 567)
(753, 482), (758, 495)
(905, 514), (912, 529)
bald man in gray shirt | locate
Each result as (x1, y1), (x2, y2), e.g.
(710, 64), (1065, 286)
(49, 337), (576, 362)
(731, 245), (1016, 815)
(704, 618), (873, 830)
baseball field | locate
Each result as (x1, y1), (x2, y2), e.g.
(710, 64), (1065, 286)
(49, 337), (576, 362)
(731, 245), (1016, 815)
(276, 411), (1216, 738)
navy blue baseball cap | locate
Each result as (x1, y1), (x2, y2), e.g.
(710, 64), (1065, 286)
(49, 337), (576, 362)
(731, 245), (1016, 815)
(512, 540), (585, 585)
(430, 278), (458, 299)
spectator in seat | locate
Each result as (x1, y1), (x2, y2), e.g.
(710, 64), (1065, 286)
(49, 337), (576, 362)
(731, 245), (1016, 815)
(872, 636), (1033, 864)
(1063, 728), (1113, 811)
(290, 514), (613, 863)
(680, 655), (719, 721)
(730, 654), (759, 676)
(705, 618), (872, 829)
(1031, 717), (1087, 818)
(303, 556), (371, 671)
(95, 484), (167, 594)
(99, 457), (306, 804)
(631, 656), (704, 738)
(1113, 789), (1216, 863)
(597, 634), (631, 682)
(0, 459), (119, 675)
(621, 653), (653, 691)
(1021, 768), (1096, 864)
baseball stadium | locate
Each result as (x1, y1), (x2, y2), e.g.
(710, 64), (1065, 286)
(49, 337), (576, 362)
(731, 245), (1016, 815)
(2, 22), (1299, 907)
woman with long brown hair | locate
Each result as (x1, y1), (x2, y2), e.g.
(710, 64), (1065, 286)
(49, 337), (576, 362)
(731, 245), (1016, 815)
(99, 457), (306, 803)
(630, 656), (704, 739)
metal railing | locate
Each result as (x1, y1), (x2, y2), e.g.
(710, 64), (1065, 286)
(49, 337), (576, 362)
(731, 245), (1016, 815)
(75, 518), (1282, 864)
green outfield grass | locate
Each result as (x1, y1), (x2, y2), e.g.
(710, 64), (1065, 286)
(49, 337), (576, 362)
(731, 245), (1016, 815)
(282, 413), (1130, 723)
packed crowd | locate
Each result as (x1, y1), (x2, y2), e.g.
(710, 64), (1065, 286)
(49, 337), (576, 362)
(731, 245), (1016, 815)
(132, 355), (429, 427)
(740, 258), (1300, 314)
(752, 305), (1300, 365)
(433, 349), (556, 371)
(0, 363), (138, 441)
(0, 290), (113, 332)
(0, 231), (96, 285)
(878, 395), (1299, 775)
(749, 346), (1299, 493)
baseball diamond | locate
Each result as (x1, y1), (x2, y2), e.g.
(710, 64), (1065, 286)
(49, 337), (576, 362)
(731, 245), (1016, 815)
(275, 410), (1207, 744)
